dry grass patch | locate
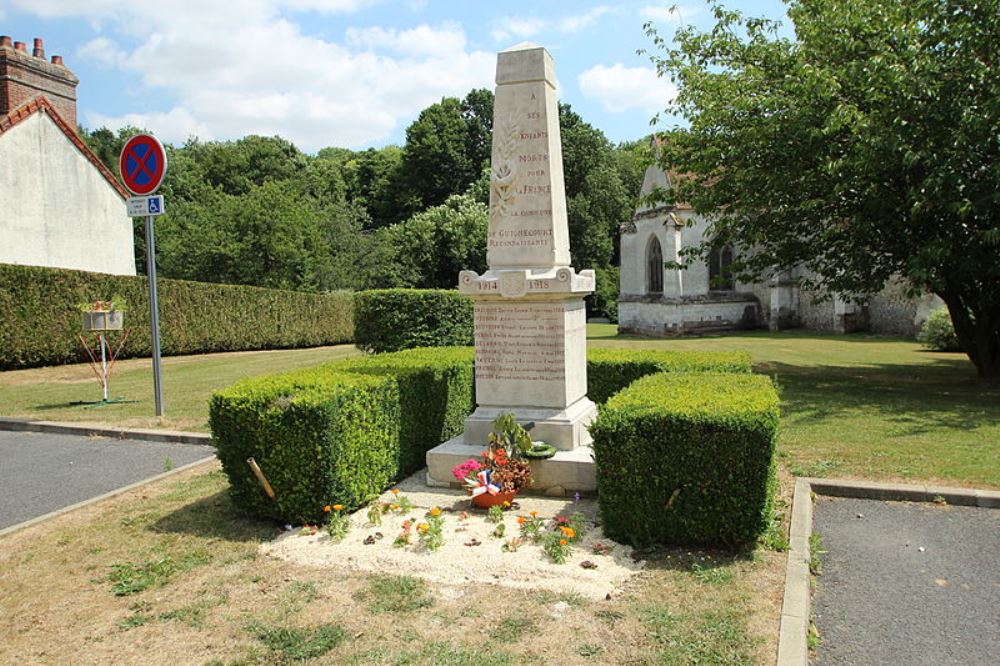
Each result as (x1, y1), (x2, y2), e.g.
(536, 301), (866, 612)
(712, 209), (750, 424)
(0, 466), (789, 665)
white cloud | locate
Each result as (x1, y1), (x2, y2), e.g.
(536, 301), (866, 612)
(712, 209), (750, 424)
(86, 106), (213, 142)
(23, 1), (494, 151)
(578, 63), (676, 114)
(491, 5), (619, 43)
(345, 22), (466, 57)
(76, 37), (124, 67)
(639, 4), (700, 24)
(489, 16), (547, 44)
(559, 5), (615, 33)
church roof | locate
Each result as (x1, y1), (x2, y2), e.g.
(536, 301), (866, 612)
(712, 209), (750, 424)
(0, 95), (130, 199)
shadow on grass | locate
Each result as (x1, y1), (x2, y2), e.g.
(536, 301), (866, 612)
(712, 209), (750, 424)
(635, 546), (756, 576)
(591, 328), (922, 345)
(150, 490), (278, 543)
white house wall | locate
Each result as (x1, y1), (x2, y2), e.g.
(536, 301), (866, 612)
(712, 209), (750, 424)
(0, 112), (135, 275)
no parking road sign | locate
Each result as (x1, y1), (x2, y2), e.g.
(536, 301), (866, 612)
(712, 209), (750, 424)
(119, 134), (167, 195)
(119, 133), (168, 418)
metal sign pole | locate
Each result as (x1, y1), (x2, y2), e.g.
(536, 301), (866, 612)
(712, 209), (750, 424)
(99, 332), (109, 401)
(144, 214), (165, 416)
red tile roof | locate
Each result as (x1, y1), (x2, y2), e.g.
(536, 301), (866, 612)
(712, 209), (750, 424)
(0, 95), (130, 199)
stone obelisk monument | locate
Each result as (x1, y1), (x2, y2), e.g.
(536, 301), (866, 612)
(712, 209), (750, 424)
(426, 43), (597, 494)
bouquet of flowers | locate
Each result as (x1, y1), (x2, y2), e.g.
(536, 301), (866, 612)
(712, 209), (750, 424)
(451, 414), (533, 497)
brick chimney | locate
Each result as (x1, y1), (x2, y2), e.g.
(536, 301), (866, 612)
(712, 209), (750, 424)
(0, 36), (79, 127)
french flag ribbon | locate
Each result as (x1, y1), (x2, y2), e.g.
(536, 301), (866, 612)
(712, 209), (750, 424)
(470, 469), (501, 497)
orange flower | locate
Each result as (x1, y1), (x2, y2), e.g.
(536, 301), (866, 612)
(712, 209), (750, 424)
(417, 523), (429, 533)
(559, 539), (568, 546)
(429, 507), (442, 517)
(560, 526), (575, 539)
(530, 511), (538, 518)
(391, 488), (400, 495)
(390, 504), (400, 511)
(502, 501), (511, 508)
(517, 516), (527, 525)
(323, 505), (332, 513)
(333, 504), (345, 512)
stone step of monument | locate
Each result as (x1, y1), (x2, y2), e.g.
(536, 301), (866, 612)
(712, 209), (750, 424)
(426, 435), (596, 496)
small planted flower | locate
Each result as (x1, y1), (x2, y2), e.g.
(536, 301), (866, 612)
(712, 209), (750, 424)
(418, 507), (445, 551)
(325, 504), (350, 542)
(542, 531), (572, 564)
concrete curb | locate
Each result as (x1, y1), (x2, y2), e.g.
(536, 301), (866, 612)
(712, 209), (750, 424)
(0, 456), (218, 539)
(775, 477), (1000, 665)
(0, 416), (211, 445)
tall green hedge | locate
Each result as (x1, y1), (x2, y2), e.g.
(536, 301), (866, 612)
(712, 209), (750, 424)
(353, 289), (473, 353)
(0, 264), (354, 370)
(210, 370), (400, 524)
(587, 347), (752, 404)
(210, 347), (475, 522)
(590, 372), (780, 548)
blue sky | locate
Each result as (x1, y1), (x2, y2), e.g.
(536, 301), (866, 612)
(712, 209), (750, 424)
(2, 1), (788, 152)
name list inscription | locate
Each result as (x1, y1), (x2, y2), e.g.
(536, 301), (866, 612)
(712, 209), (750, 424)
(475, 302), (565, 382)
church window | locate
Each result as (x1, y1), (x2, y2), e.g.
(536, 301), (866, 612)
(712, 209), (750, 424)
(646, 236), (664, 294)
(709, 245), (735, 291)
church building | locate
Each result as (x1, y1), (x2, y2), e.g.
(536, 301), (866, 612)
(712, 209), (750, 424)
(618, 145), (940, 337)
(0, 36), (135, 276)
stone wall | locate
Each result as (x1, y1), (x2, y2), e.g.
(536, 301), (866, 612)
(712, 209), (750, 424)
(619, 295), (761, 336)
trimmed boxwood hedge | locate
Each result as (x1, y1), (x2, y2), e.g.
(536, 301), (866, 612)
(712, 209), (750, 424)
(0, 263), (354, 370)
(210, 346), (475, 522)
(587, 347), (752, 404)
(353, 289), (473, 353)
(330, 347), (475, 476)
(210, 370), (400, 524)
(590, 372), (780, 548)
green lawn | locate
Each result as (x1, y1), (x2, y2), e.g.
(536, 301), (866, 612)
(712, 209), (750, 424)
(0, 345), (360, 433)
(1, 327), (996, 488)
(590, 325), (999, 488)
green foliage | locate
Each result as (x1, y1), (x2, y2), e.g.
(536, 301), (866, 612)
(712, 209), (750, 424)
(586, 347), (752, 404)
(356, 574), (434, 614)
(210, 347), (474, 522)
(332, 347), (475, 476)
(247, 622), (347, 661)
(589, 266), (620, 322)
(590, 372), (780, 547)
(353, 289), (473, 353)
(210, 371), (401, 524)
(373, 194), (488, 289)
(0, 264), (353, 370)
(646, 0), (1000, 377)
(918, 308), (961, 352)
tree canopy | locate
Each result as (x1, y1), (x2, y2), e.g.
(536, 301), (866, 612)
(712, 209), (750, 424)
(647, 0), (1000, 378)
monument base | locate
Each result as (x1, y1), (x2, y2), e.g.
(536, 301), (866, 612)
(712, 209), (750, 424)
(462, 397), (597, 452)
(426, 434), (596, 495)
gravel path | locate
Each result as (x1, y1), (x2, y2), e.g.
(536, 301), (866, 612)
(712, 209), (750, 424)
(263, 472), (645, 600)
(0, 429), (214, 529)
(812, 496), (1000, 665)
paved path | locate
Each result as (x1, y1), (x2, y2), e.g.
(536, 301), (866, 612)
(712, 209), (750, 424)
(812, 496), (1000, 665)
(0, 430), (214, 530)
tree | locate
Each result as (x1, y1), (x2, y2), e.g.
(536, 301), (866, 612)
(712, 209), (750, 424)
(371, 194), (488, 289)
(398, 90), (495, 216)
(647, 0), (1000, 379)
(559, 104), (633, 270)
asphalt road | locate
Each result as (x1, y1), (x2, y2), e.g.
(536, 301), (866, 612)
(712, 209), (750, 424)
(812, 496), (1000, 665)
(0, 429), (215, 530)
